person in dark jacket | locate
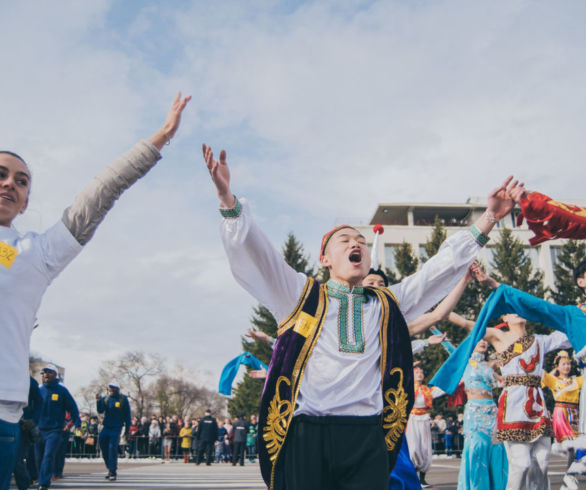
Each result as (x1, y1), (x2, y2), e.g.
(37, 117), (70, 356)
(96, 381), (131, 481)
(35, 364), (80, 490)
(232, 413), (249, 466)
(196, 409), (218, 465)
(13, 377), (41, 490)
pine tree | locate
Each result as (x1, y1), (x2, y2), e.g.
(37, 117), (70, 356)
(490, 229), (544, 296)
(393, 241), (419, 280)
(489, 228), (546, 334)
(422, 216), (447, 262)
(227, 233), (314, 417)
(550, 240), (586, 305)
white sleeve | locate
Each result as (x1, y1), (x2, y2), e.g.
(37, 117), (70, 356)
(38, 220), (84, 282)
(389, 229), (481, 323)
(432, 386), (446, 398)
(411, 340), (427, 355)
(220, 198), (307, 324)
(540, 331), (572, 353)
(62, 140), (162, 245)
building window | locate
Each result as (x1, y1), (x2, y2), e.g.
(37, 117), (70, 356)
(384, 244), (398, 270)
(523, 246), (540, 271)
(550, 246), (562, 267)
(418, 245), (428, 262)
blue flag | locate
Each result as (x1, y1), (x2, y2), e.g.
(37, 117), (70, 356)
(218, 352), (268, 396)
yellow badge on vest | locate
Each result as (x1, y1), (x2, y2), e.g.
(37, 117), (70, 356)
(0, 242), (18, 269)
(51, 394), (59, 401)
(115, 401), (120, 408)
(293, 311), (317, 338)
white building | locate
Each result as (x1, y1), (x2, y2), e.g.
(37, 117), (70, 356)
(354, 197), (586, 289)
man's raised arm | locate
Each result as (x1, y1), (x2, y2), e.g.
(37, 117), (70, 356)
(390, 177), (521, 323)
(202, 145), (306, 324)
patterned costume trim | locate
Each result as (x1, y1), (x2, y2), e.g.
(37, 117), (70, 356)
(495, 334), (535, 366)
(502, 374), (541, 388)
(268, 283), (328, 490)
(411, 407), (431, 416)
(496, 390), (553, 442)
(277, 278), (313, 337)
(382, 368), (409, 451)
(263, 376), (293, 463)
(219, 197), (242, 218)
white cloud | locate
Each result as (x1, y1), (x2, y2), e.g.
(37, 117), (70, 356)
(3, 0), (586, 398)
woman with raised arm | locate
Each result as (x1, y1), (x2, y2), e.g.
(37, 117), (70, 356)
(441, 265), (571, 490)
(0, 93), (190, 489)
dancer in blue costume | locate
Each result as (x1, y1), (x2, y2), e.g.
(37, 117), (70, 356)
(457, 339), (508, 490)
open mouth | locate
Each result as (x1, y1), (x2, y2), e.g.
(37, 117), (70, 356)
(349, 251), (361, 263)
(0, 194), (15, 202)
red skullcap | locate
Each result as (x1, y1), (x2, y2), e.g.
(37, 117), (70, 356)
(320, 225), (355, 261)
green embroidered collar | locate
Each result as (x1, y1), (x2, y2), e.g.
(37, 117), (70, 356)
(326, 279), (365, 296)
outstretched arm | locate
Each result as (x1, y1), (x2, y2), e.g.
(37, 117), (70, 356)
(407, 267), (473, 335)
(390, 177), (520, 323)
(202, 145), (306, 324)
(448, 311), (503, 344)
(469, 262), (501, 290)
(246, 328), (274, 345)
(62, 93), (191, 246)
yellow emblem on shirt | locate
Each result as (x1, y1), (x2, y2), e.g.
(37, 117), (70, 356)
(51, 394), (59, 401)
(513, 343), (523, 354)
(469, 360), (478, 367)
(293, 311), (318, 338)
(115, 401), (120, 408)
(0, 242), (18, 269)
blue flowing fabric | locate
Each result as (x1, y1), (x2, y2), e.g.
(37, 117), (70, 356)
(431, 284), (586, 394)
(429, 326), (456, 354)
(389, 437), (421, 490)
(218, 352), (268, 396)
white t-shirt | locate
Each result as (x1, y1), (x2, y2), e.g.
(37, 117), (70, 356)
(0, 220), (82, 419)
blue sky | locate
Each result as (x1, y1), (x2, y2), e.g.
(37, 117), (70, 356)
(2, 0), (586, 397)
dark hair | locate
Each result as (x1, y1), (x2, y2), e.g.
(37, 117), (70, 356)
(0, 151), (27, 165)
(574, 259), (586, 288)
(366, 268), (389, 287)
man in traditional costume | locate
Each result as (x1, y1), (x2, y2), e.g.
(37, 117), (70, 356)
(203, 144), (518, 490)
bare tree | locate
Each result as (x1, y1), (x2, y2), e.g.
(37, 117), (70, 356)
(149, 375), (225, 418)
(95, 351), (165, 418)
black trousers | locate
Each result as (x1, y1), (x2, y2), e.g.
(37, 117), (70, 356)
(197, 441), (214, 464)
(275, 414), (388, 490)
(233, 441), (246, 465)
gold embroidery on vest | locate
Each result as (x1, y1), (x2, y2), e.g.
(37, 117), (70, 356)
(263, 376), (293, 463)
(382, 367), (408, 451)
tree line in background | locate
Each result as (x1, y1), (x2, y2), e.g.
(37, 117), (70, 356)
(74, 351), (226, 419)
(229, 219), (586, 416)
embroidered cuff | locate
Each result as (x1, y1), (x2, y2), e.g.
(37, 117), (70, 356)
(468, 224), (490, 247)
(219, 197), (242, 218)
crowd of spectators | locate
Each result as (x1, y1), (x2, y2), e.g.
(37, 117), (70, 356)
(430, 412), (464, 457)
(61, 411), (260, 464)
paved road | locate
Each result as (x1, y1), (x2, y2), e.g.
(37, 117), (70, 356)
(12, 455), (586, 489)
